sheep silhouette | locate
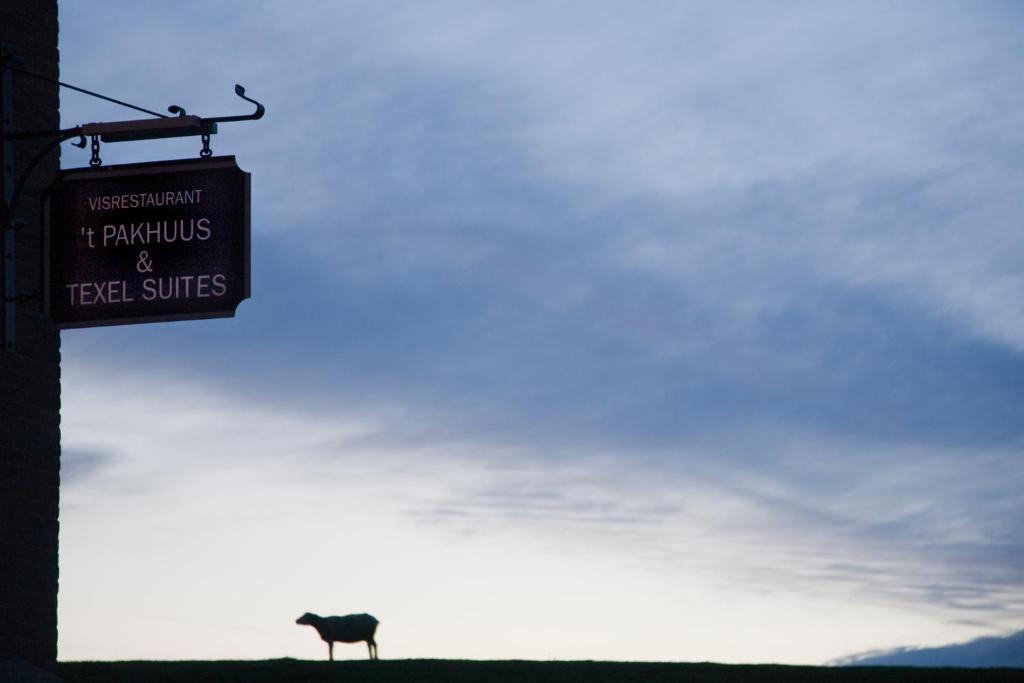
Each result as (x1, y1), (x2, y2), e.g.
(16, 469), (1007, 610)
(296, 612), (379, 660)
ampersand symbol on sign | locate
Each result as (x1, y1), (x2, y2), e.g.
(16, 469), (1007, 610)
(136, 251), (154, 273)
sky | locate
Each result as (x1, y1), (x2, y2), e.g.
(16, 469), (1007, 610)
(51, 0), (1023, 665)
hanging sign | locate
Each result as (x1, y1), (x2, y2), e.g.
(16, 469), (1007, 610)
(44, 156), (250, 329)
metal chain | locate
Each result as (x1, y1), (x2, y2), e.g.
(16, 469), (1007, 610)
(200, 132), (212, 158)
(89, 135), (101, 167)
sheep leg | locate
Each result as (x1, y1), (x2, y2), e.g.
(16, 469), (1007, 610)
(367, 638), (378, 660)
(328, 641), (334, 661)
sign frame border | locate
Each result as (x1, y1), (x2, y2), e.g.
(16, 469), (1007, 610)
(43, 155), (251, 330)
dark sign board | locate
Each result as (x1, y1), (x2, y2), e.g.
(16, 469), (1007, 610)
(44, 156), (250, 329)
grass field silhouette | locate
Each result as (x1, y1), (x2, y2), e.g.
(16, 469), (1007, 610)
(55, 658), (1023, 682)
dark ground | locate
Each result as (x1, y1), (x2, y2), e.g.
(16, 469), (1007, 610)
(54, 659), (1024, 683)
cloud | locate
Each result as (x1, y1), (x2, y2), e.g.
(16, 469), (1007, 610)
(60, 447), (115, 486)
(58, 354), (1024, 661)
(833, 629), (1024, 668)
(58, 1), (1024, 364)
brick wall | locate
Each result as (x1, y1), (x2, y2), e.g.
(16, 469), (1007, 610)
(0, 0), (62, 670)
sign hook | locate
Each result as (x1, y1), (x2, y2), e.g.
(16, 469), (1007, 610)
(89, 135), (101, 167)
(203, 84), (265, 125)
